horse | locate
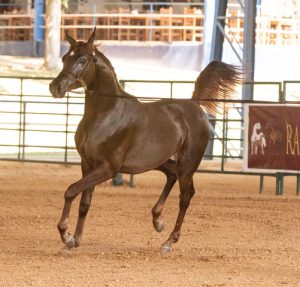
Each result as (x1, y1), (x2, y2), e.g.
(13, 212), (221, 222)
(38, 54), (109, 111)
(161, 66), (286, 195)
(49, 28), (241, 253)
(265, 124), (282, 147)
(250, 122), (267, 155)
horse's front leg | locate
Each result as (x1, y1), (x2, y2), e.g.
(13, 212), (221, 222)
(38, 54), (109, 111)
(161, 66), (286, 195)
(73, 161), (94, 247)
(57, 164), (115, 248)
(57, 181), (82, 248)
(73, 187), (94, 247)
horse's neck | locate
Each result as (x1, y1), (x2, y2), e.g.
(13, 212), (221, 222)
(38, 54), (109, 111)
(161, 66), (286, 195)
(88, 67), (123, 95)
(252, 127), (258, 136)
(84, 64), (129, 116)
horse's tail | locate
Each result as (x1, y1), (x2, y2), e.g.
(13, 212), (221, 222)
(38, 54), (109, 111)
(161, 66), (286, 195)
(192, 61), (242, 115)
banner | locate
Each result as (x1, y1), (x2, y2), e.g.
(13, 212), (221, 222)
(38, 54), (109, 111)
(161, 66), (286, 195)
(244, 104), (300, 173)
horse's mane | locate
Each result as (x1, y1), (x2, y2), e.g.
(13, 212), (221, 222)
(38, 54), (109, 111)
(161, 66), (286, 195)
(94, 47), (117, 76)
(93, 47), (134, 98)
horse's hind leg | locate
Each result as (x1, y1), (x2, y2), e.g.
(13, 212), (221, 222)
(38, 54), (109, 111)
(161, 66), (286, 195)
(160, 173), (195, 253)
(160, 133), (208, 253)
(152, 159), (177, 232)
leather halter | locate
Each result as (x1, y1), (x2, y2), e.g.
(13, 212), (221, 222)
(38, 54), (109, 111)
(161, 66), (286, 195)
(67, 56), (92, 93)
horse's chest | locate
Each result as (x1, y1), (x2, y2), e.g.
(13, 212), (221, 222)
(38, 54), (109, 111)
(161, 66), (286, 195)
(75, 121), (108, 163)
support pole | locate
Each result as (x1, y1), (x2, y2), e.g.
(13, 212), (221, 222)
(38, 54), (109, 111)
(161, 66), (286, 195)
(203, 0), (228, 159)
(210, 0), (228, 62)
(242, 0), (256, 101)
(33, 0), (44, 57)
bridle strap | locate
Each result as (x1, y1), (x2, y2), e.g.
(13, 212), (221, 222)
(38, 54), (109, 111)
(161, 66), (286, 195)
(67, 56), (92, 93)
(78, 76), (88, 92)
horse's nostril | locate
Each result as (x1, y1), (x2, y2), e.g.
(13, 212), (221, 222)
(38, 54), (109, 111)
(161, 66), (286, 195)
(49, 82), (59, 95)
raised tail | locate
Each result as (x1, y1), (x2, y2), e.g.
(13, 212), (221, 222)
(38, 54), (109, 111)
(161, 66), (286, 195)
(192, 61), (242, 114)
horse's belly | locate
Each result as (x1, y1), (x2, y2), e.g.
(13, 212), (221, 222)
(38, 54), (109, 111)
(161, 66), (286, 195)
(120, 140), (179, 174)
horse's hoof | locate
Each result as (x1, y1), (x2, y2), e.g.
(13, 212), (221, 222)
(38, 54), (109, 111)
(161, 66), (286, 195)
(59, 245), (73, 256)
(154, 222), (165, 233)
(66, 236), (76, 248)
(160, 244), (172, 254)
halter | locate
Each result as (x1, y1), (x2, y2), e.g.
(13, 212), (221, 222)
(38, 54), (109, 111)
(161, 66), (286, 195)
(66, 56), (93, 93)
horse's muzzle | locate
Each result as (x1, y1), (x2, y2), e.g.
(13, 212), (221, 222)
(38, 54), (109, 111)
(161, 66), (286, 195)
(49, 80), (66, 98)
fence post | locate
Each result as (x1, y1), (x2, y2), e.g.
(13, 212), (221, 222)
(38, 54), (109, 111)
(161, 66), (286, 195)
(22, 102), (27, 160)
(276, 173), (284, 195)
(259, 175), (264, 194)
(221, 107), (227, 172)
(112, 173), (123, 186)
(18, 79), (24, 160)
(130, 174), (135, 188)
(64, 93), (70, 163)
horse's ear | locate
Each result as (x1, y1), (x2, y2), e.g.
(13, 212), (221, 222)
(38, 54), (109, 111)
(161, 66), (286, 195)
(65, 31), (76, 47)
(87, 27), (96, 49)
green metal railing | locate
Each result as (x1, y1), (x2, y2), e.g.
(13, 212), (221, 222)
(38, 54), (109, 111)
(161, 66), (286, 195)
(0, 76), (299, 194)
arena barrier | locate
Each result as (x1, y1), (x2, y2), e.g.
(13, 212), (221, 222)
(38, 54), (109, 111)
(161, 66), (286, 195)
(0, 76), (299, 194)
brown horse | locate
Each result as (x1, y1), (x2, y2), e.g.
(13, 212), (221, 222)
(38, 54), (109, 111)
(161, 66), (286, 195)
(49, 29), (241, 253)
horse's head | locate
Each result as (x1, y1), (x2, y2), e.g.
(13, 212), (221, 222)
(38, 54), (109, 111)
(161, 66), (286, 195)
(253, 122), (261, 131)
(49, 28), (97, 98)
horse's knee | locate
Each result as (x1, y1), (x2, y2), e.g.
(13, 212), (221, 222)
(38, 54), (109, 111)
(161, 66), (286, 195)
(64, 183), (79, 200)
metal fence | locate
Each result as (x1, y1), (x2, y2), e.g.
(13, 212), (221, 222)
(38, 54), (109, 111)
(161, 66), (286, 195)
(0, 76), (299, 193)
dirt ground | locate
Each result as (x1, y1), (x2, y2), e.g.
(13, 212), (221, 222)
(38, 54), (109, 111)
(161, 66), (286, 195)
(0, 161), (300, 287)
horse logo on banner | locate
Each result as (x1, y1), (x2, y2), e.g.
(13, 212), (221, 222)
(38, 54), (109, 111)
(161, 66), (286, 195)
(250, 122), (267, 155)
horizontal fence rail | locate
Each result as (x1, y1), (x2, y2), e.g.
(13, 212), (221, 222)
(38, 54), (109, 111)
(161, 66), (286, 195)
(1, 76), (298, 176)
(1, 76), (300, 195)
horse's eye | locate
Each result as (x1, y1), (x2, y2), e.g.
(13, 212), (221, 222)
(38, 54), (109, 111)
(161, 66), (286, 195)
(78, 57), (86, 64)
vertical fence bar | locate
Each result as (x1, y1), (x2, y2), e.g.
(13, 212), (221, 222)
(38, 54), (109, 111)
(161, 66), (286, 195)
(259, 175), (264, 194)
(18, 79), (24, 159)
(282, 81), (287, 102)
(64, 93), (70, 163)
(297, 176), (300, 196)
(279, 82), (284, 102)
(130, 174), (134, 188)
(22, 102), (27, 160)
(221, 104), (226, 172)
(276, 173), (284, 196)
(170, 82), (173, 99)
(224, 112), (229, 162)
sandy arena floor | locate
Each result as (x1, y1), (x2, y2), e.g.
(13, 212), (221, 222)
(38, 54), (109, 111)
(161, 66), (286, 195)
(0, 161), (300, 287)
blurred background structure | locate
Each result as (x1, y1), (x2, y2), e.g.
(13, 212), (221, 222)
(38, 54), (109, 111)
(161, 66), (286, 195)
(0, 0), (300, 80)
(0, 1), (300, 187)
